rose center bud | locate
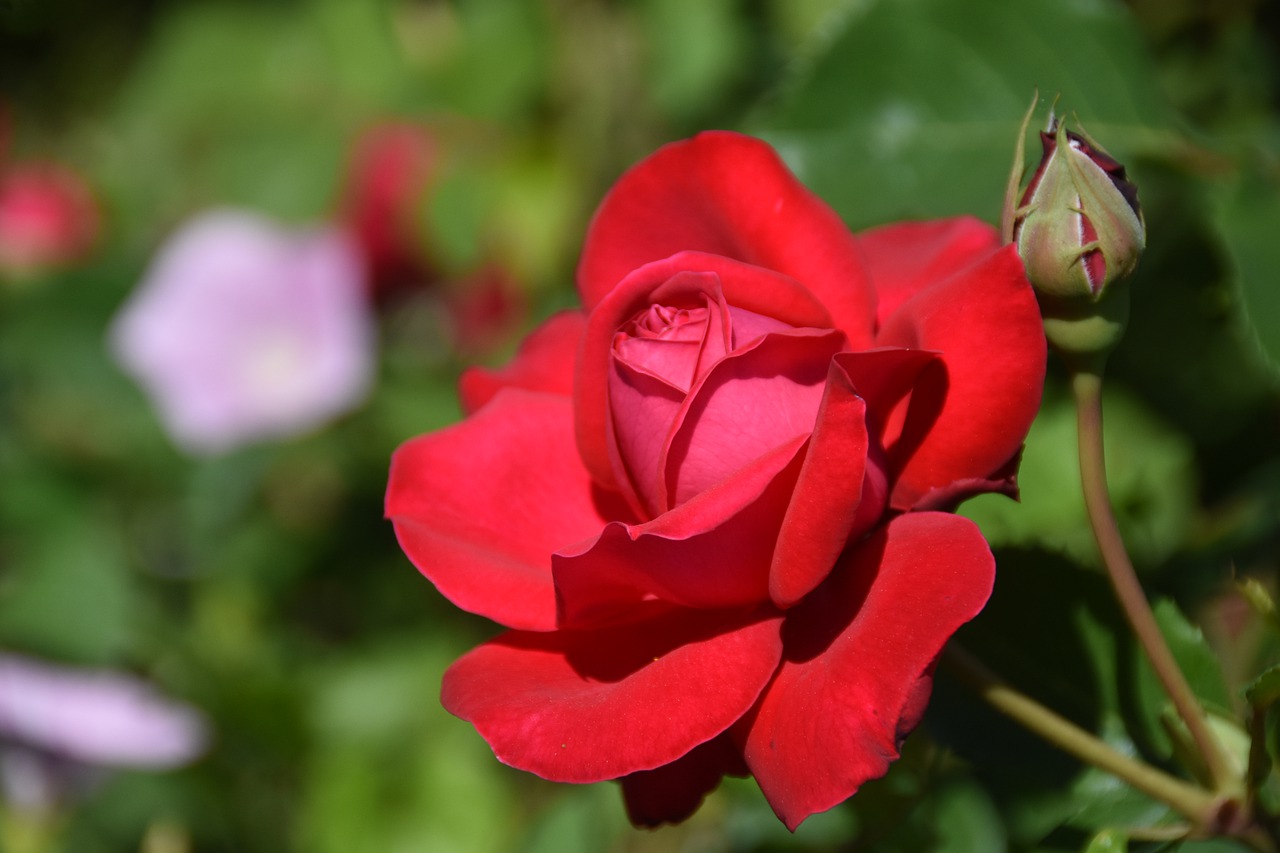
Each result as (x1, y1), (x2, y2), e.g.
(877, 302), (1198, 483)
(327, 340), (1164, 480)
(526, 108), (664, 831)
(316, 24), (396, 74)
(613, 303), (717, 394)
(608, 291), (830, 518)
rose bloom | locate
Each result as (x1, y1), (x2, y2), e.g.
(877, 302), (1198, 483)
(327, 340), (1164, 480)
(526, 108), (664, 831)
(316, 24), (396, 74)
(386, 132), (1046, 829)
(110, 210), (376, 456)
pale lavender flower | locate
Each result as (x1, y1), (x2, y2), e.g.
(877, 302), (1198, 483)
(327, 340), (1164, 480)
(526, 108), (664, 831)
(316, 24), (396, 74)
(0, 654), (208, 810)
(110, 210), (376, 455)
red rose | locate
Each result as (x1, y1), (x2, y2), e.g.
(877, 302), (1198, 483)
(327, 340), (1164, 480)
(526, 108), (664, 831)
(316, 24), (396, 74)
(386, 131), (1046, 829)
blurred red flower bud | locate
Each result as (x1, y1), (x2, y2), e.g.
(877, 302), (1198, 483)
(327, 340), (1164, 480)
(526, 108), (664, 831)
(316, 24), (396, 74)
(341, 122), (437, 298)
(0, 162), (99, 279)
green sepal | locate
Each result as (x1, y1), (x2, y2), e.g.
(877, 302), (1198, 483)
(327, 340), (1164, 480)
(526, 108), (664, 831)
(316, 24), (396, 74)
(1038, 286), (1131, 375)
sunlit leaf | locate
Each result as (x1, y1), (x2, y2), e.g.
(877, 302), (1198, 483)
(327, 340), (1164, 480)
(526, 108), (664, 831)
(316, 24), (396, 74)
(1082, 828), (1128, 852)
(752, 0), (1180, 230)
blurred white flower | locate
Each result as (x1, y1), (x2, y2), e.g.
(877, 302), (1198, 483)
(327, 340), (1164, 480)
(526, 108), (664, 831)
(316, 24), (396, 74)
(110, 210), (376, 455)
(0, 654), (208, 810)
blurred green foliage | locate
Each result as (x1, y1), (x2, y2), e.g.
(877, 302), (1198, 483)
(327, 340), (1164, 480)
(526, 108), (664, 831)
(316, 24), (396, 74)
(1, 0), (1279, 850)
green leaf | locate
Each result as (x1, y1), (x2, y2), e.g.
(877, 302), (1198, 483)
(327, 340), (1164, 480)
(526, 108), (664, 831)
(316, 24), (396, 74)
(1215, 166), (1280, 375)
(1131, 599), (1237, 770)
(752, 0), (1180, 230)
(924, 777), (1008, 853)
(0, 515), (139, 665)
(521, 786), (629, 853)
(406, 0), (551, 122)
(960, 386), (1197, 571)
(931, 551), (1177, 846)
(1246, 665), (1280, 710)
(98, 0), (371, 236)
(1082, 828), (1128, 852)
(642, 0), (749, 121)
(297, 638), (522, 853)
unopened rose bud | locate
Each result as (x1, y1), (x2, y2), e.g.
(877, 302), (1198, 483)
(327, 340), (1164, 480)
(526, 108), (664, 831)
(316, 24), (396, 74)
(1002, 96), (1145, 370)
(1015, 122), (1144, 299)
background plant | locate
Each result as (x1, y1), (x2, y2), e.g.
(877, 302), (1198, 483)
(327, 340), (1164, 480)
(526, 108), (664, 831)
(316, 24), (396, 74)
(1, 0), (1279, 850)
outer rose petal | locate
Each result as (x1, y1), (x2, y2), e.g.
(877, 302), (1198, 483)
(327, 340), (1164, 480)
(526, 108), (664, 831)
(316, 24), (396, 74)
(739, 512), (996, 830)
(873, 244), (1045, 509)
(578, 132), (877, 348)
(442, 607), (784, 783)
(859, 217), (1002, 326)
(458, 310), (585, 415)
(386, 389), (609, 631)
(620, 734), (748, 827)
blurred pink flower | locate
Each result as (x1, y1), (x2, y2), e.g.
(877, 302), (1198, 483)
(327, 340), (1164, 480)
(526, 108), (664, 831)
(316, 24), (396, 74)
(0, 162), (99, 277)
(110, 210), (376, 455)
(0, 654), (207, 810)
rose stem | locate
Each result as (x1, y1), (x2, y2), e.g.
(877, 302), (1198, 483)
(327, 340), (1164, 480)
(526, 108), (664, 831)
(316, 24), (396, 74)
(941, 643), (1223, 831)
(1071, 369), (1239, 796)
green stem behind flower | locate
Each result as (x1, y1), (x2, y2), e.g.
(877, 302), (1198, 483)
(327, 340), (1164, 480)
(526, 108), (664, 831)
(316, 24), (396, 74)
(941, 643), (1221, 827)
(1071, 369), (1239, 796)
(943, 645), (1280, 850)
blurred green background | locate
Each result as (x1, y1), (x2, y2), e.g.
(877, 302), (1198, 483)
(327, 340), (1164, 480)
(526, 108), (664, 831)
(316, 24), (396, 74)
(2, 0), (1279, 850)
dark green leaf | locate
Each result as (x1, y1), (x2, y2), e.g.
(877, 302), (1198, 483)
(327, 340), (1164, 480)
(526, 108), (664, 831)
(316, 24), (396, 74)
(1246, 666), (1280, 711)
(931, 551), (1178, 846)
(960, 386), (1197, 572)
(1214, 166), (1280, 375)
(1130, 598), (1239, 775)
(752, 0), (1180, 230)
(0, 515), (139, 664)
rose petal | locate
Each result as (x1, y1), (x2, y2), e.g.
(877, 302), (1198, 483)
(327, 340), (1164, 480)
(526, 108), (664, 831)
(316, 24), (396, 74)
(386, 389), (609, 631)
(553, 437), (806, 627)
(458, 310), (585, 415)
(442, 607), (784, 783)
(619, 734), (747, 827)
(873, 244), (1045, 509)
(769, 358), (880, 609)
(739, 512), (996, 830)
(608, 356), (687, 517)
(832, 347), (947, 501)
(578, 131), (876, 347)
(859, 217), (1003, 326)
(608, 285), (736, 514)
(613, 302), (716, 394)
(664, 329), (842, 510)
(577, 253), (832, 497)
